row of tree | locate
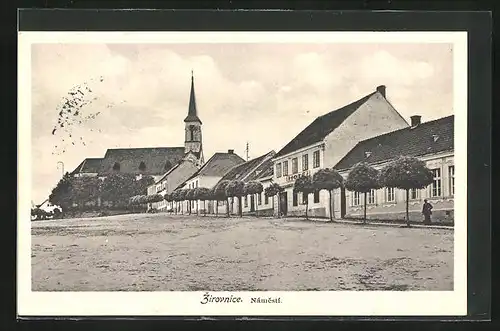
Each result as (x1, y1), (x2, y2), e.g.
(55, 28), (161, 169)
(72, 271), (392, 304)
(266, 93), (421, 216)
(292, 156), (434, 226)
(143, 156), (433, 226)
(49, 173), (156, 212)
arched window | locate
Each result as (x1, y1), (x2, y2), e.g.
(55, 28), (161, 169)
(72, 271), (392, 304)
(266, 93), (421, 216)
(139, 161), (146, 171)
(113, 162), (120, 171)
(188, 125), (195, 141)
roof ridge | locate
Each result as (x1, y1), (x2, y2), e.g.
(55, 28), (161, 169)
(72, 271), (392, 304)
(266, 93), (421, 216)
(241, 150), (276, 181)
(354, 115), (454, 146)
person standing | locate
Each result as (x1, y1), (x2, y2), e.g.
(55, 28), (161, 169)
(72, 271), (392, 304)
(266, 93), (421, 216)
(422, 199), (433, 224)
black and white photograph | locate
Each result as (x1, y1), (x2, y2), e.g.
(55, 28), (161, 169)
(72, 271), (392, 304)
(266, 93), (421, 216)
(18, 30), (468, 316)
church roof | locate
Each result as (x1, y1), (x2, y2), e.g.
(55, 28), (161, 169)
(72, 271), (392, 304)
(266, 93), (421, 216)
(71, 158), (102, 175)
(219, 150), (275, 182)
(334, 115), (454, 171)
(274, 91), (377, 158)
(98, 147), (185, 176)
(184, 73), (202, 124)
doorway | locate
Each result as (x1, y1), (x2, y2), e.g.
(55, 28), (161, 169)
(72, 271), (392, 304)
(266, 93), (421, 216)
(280, 191), (288, 216)
(250, 195), (255, 212)
(340, 186), (346, 218)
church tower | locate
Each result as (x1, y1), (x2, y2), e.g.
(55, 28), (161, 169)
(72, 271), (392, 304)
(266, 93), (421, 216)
(184, 71), (204, 165)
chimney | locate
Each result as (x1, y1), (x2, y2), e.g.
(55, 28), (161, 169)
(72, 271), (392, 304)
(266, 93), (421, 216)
(376, 85), (386, 98)
(410, 115), (421, 127)
(228, 149), (234, 154)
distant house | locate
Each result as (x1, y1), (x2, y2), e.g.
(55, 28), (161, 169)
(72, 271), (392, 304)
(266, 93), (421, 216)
(147, 158), (200, 211)
(334, 115), (454, 222)
(239, 155), (275, 216)
(215, 150), (276, 215)
(176, 149), (245, 214)
(271, 85), (409, 218)
(36, 199), (61, 213)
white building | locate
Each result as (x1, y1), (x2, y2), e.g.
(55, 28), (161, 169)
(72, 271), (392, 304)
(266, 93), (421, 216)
(177, 150), (245, 214)
(271, 85), (409, 218)
(333, 115), (454, 222)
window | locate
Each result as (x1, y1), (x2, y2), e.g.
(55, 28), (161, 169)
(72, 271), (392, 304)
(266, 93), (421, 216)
(302, 192), (308, 205)
(431, 168), (442, 197)
(264, 194), (269, 205)
(448, 165), (455, 196)
(302, 154), (309, 171)
(385, 187), (395, 202)
(351, 191), (360, 206)
(367, 189), (376, 204)
(113, 162), (120, 171)
(196, 180), (199, 188)
(139, 161), (146, 171)
(244, 196), (248, 207)
(276, 163), (282, 178)
(314, 190), (320, 203)
(283, 161), (289, 176)
(293, 192), (298, 206)
(410, 188), (419, 200)
(313, 150), (320, 168)
(292, 158), (298, 174)
(258, 192), (262, 205)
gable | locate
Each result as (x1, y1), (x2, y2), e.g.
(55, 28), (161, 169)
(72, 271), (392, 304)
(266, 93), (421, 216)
(274, 92), (375, 158)
(322, 91), (409, 169)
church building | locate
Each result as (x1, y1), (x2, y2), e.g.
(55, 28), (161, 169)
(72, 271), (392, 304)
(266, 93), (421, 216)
(71, 72), (205, 182)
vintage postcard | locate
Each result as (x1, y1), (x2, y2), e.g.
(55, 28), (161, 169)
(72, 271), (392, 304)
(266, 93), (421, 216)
(18, 31), (467, 316)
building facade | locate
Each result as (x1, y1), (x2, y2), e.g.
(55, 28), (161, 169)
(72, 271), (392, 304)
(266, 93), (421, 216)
(271, 85), (409, 218)
(174, 150), (245, 214)
(333, 115), (454, 222)
(215, 151), (276, 215)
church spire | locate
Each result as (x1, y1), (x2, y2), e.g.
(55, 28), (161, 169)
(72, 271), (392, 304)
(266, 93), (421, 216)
(184, 71), (202, 124)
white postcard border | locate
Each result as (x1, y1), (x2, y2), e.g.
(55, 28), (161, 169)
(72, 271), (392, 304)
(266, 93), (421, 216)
(18, 31), (468, 316)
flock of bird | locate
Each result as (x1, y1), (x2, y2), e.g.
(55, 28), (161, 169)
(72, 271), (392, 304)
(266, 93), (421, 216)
(51, 76), (126, 155)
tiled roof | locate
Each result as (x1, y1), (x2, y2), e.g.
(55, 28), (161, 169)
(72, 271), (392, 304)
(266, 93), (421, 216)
(183, 152), (245, 183)
(219, 151), (275, 182)
(98, 147), (185, 176)
(334, 115), (454, 171)
(274, 92), (376, 158)
(71, 158), (102, 175)
(245, 156), (275, 181)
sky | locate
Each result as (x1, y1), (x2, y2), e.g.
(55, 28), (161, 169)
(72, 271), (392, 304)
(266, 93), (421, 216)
(30, 42), (453, 204)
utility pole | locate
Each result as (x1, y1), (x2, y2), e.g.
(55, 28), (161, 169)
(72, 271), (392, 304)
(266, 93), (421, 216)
(245, 142), (249, 161)
(57, 161), (64, 178)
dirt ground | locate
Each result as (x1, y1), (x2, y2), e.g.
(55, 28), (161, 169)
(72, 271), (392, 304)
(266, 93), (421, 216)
(31, 213), (454, 291)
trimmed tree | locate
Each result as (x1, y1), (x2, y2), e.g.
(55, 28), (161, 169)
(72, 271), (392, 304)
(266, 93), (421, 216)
(134, 175), (155, 196)
(245, 181), (264, 217)
(226, 180), (246, 217)
(99, 173), (137, 208)
(209, 187), (218, 216)
(344, 162), (380, 223)
(214, 180), (231, 217)
(379, 156), (434, 227)
(313, 168), (344, 221)
(171, 190), (180, 214)
(176, 189), (188, 214)
(265, 182), (283, 218)
(293, 175), (314, 220)
(49, 172), (75, 211)
(196, 187), (211, 216)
